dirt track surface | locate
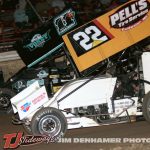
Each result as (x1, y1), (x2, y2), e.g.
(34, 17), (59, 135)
(0, 114), (150, 150)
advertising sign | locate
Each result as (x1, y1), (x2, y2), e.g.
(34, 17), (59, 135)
(11, 81), (49, 120)
(15, 8), (78, 67)
(63, 0), (150, 72)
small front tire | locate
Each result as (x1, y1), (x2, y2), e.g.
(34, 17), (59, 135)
(31, 107), (67, 139)
(0, 88), (16, 112)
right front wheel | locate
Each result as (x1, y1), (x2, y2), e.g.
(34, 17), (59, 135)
(31, 107), (67, 139)
(142, 92), (150, 122)
(0, 88), (16, 112)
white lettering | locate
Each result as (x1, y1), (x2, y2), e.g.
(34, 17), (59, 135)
(110, 13), (120, 26)
(119, 9), (126, 21)
(139, 0), (148, 10)
(125, 7), (133, 18)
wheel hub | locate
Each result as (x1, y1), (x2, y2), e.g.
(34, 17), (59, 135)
(39, 115), (61, 136)
(43, 119), (56, 132)
(0, 94), (10, 108)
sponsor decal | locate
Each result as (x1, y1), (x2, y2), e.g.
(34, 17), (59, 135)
(68, 19), (114, 56)
(24, 31), (51, 51)
(110, 0), (150, 30)
(21, 102), (31, 112)
(54, 9), (77, 35)
(32, 92), (46, 105)
(3, 132), (61, 149)
(20, 93), (46, 113)
(3, 132), (150, 149)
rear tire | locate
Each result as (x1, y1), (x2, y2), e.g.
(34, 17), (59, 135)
(31, 107), (67, 139)
(142, 92), (150, 122)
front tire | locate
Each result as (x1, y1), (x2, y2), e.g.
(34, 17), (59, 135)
(31, 107), (67, 139)
(0, 88), (16, 112)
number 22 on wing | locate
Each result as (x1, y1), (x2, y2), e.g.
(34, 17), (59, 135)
(73, 25), (108, 51)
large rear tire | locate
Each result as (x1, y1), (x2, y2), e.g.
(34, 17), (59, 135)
(142, 92), (150, 122)
(31, 107), (67, 140)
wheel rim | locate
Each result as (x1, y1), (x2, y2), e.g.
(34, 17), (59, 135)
(0, 94), (11, 108)
(38, 115), (61, 136)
